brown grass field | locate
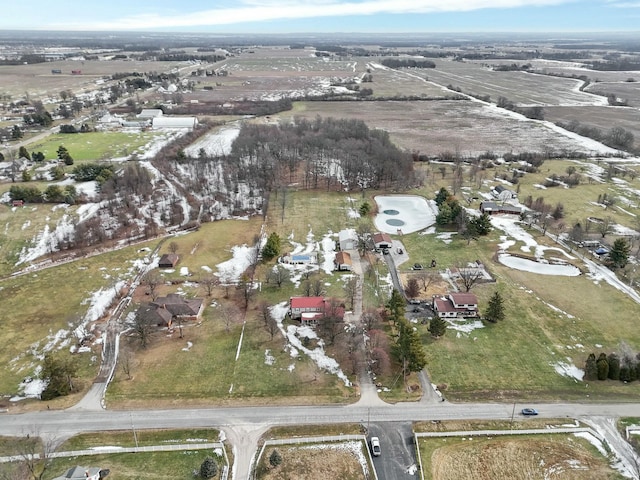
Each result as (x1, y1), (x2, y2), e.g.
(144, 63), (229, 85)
(256, 442), (368, 480)
(422, 435), (620, 480)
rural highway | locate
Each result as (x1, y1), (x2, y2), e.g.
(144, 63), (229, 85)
(2, 401), (640, 479)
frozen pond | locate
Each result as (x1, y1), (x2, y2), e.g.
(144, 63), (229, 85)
(498, 254), (581, 276)
(374, 195), (436, 234)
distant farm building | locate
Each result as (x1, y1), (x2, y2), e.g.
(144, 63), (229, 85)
(480, 201), (521, 216)
(152, 116), (198, 130)
(492, 184), (517, 200)
(137, 108), (164, 119)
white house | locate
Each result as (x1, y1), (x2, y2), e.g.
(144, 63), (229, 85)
(432, 293), (479, 318)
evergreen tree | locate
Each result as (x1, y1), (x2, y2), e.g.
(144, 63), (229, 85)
(269, 449), (282, 467)
(40, 353), (78, 400)
(436, 202), (453, 225)
(619, 365), (631, 383)
(392, 318), (427, 379)
(359, 201), (371, 216)
(428, 316), (447, 338)
(434, 187), (450, 206)
(484, 291), (505, 323)
(11, 124), (23, 139)
(18, 146), (31, 160)
(469, 213), (492, 235)
(200, 457), (218, 479)
(608, 238), (630, 269)
(261, 232), (281, 261)
(584, 353), (598, 381)
(386, 289), (406, 324)
(596, 353), (609, 380)
(607, 353), (621, 380)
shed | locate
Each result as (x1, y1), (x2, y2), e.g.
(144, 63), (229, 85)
(158, 253), (179, 268)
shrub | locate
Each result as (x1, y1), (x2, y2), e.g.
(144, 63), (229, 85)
(200, 457), (218, 479)
(269, 449), (283, 468)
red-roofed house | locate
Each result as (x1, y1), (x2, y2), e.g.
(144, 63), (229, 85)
(432, 292), (478, 318)
(373, 232), (392, 250)
(289, 296), (345, 326)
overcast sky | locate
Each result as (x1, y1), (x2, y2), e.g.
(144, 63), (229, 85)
(2, 0), (639, 33)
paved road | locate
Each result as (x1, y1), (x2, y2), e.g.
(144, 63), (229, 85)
(2, 402), (640, 467)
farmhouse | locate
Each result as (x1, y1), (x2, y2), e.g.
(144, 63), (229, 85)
(53, 466), (107, 480)
(479, 201), (521, 216)
(152, 116), (198, 130)
(373, 232), (393, 250)
(137, 294), (205, 328)
(338, 228), (358, 251)
(432, 293), (479, 318)
(334, 251), (353, 271)
(289, 296), (344, 326)
(158, 253), (179, 268)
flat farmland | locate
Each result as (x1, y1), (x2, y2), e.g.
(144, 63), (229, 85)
(585, 81), (640, 107)
(424, 59), (606, 106)
(0, 59), (196, 100)
(185, 47), (370, 102)
(279, 100), (599, 157)
(544, 105), (640, 141)
(419, 434), (620, 480)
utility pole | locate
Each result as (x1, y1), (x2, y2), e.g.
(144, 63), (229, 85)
(510, 402), (516, 430)
(131, 412), (139, 448)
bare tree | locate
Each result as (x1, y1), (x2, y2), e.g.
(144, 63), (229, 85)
(416, 271), (437, 292)
(200, 274), (219, 297)
(596, 216), (614, 238)
(455, 265), (483, 292)
(237, 274), (255, 309)
(267, 264), (290, 288)
(343, 276), (358, 310)
(141, 271), (162, 301)
(361, 309), (381, 331)
(168, 241), (179, 254)
(218, 303), (240, 333)
(130, 311), (155, 349)
(13, 432), (57, 480)
(119, 346), (134, 380)
(311, 277), (325, 297)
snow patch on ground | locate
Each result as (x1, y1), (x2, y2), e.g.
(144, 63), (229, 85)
(552, 361), (584, 381)
(270, 302), (351, 386)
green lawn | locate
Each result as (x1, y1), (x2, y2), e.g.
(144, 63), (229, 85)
(25, 131), (159, 162)
(0, 239), (161, 399)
